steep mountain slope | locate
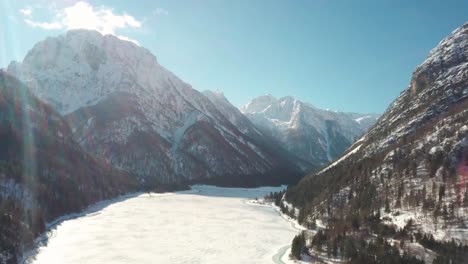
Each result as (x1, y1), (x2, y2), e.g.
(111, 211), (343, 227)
(8, 30), (301, 186)
(347, 112), (381, 131)
(241, 95), (379, 170)
(0, 71), (137, 263)
(284, 23), (468, 262)
(203, 90), (314, 172)
(203, 90), (264, 139)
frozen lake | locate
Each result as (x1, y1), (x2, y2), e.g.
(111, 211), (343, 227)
(24, 185), (298, 264)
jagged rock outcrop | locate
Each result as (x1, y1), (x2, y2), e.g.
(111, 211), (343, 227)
(241, 95), (379, 171)
(285, 23), (468, 261)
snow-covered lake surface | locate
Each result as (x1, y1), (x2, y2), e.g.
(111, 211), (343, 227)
(24, 185), (298, 264)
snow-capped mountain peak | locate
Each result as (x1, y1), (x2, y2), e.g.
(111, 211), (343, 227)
(240, 94), (278, 114)
(8, 29), (170, 115)
(241, 96), (380, 170)
(8, 30), (301, 185)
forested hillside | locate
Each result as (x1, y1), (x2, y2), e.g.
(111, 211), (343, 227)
(284, 23), (468, 263)
(0, 71), (138, 263)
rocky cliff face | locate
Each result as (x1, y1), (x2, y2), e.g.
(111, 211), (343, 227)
(241, 95), (379, 171)
(8, 30), (300, 186)
(285, 23), (468, 261)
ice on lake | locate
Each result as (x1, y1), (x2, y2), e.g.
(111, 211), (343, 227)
(25, 185), (298, 264)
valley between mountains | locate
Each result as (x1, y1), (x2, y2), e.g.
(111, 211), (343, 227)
(0, 19), (467, 264)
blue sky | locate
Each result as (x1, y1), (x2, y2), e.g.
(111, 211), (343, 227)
(1, 0), (467, 113)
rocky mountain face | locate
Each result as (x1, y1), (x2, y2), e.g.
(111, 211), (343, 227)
(241, 95), (379, 171)
(203, 90), (264, 139)
(0, 71), (137, 263)
(284, 23), (468, 262)
(8, 30), (301, 187)
(203, 90), (313, 175)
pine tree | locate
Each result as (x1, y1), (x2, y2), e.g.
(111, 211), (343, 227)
(298, 207), (305, 224)
(332, 238), (339, 258)
(395, 198), (402, 208)
(291, 232), (305, 260)
(343, 238), (356, 259)
(443, 204), (448, 221)
(385, 197), (391, 213)
(308, 218), (317, 229)
(398, 182), (405, 200)
(438, 184), (446, 202)
(464, 191), (468, 208)
(348, 188), (353, 201)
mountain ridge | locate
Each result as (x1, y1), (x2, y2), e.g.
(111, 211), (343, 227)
(8, 29), (302, 187)
(241, 94), (379, 171)
(0, 71), (138, 263)
(283, 22), (468, 263)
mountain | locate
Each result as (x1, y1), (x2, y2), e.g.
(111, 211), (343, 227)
(8, 30), (301, 187)
(203, 90), (314, 173)
(283, 23), (468, 262)
(202, 90), (265, 139)
(241, 95), (379, 171)
(0, 71), (137, 263)
(347, 112), (381, 131)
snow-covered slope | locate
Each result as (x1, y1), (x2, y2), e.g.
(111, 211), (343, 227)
(8, 30), (300, 186)
(203, 90), (314, 172)
(286, 23), (468, 251)
(203, 90), (264, 138)
(347, 112), (380, 131)
(241, 95), (379, 170)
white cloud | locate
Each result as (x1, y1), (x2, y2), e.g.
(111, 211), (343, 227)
(19, 7), (33, 17)
(19, 1), (141, 44)
(24, 19), (63, 30)
(153, 8), (169, 16)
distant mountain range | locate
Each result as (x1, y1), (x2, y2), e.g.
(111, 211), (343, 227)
(7, 29), (377, 186)
(7, 30), (300, 187)
(241, 95), (379, 171)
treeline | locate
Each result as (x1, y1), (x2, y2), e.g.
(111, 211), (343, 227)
(310, 230), (423, 264)
(0, 72), (139, 263)
(289, 201), (468, 263)
(264, 190), (299, 219)
(282, 32), (468, 263)
(414, 232), (468, 264)
(264, 190), (285, 207)
(0, 196), (39, 261)
(193, 164), (303, 188)
(283, 100), (468, 262)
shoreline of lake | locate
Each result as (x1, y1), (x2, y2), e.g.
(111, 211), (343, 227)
(22, 185), (297, 264)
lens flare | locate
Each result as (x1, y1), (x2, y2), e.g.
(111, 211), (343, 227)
(457, 149), (467, 205)
(1, 0), (40, 240)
